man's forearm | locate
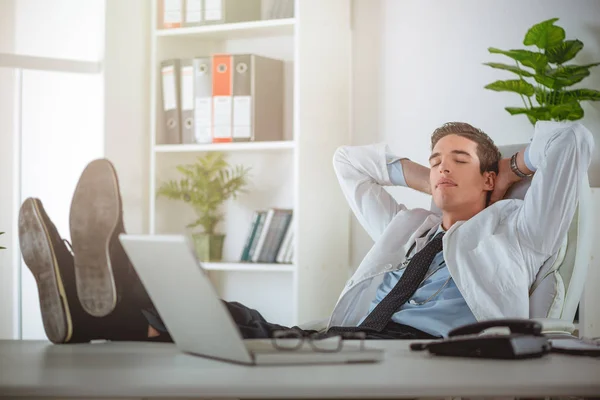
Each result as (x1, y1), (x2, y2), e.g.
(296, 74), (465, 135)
(400, 159), (431, 195)
(505, 147), (536, 184)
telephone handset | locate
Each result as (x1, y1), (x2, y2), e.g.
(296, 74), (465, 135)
(411, 319), (550, 359)
(447, 318), (543, 337)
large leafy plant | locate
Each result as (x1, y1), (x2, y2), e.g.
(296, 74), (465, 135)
(484, 18), (600, 125)
(157, 152), (251, 235)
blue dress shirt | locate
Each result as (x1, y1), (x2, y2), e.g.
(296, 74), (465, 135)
(360, 145), (536, 337)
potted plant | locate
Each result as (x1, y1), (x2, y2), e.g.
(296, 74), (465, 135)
(157, 152), (251, 262)
(484, 18), (600, 125)
(0, 232), (5, 250)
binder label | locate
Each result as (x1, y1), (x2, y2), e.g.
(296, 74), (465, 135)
(234, 127), (251, 140)
(181, 66), (194, 111)
(164, 0), (183, 25)
(161, 65), (177, 111)
(233, 96), (252, 139)
(214, 126), (232, 139)
(214, 96), (232, 125)
(195, 126), (212, 144)
(204, 0), (222, 21)
(195, 97), (212, 128)
(185, 0), (202, 22)
(213, 96), (232, 139)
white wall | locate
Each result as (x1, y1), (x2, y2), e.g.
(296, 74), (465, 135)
(104, 0), (150, 234)
(0, 0), (17, 340)
(350, 0), (600, 268)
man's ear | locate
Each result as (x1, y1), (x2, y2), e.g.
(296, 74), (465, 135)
(483, 171), (496, 191)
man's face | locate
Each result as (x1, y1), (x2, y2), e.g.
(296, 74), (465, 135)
(429, 134), (495, 212)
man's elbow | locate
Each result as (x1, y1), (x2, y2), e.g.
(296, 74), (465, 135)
(332, 145), (351, 169)
(572, 122), (595, 158)
(551, 122), (595, 163)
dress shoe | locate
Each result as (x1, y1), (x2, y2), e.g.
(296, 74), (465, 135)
(19, 198), (99, 343)
(69, 158), (153, 317)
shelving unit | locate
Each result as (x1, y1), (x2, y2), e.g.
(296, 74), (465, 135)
(155, 17), (295, 40)
(154, 140), (295, 153)
(202, 262), (295, 272)
(148, 0), (352, 327)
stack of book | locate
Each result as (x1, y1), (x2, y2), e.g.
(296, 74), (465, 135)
(240, 208), (293, 264)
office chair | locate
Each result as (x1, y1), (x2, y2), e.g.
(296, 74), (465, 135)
(490, 143), (592, 335)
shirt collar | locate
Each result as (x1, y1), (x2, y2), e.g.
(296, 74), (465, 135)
(428, 223), (446, 241)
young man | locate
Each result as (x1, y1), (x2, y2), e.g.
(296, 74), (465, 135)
(19, 121), (593, 344)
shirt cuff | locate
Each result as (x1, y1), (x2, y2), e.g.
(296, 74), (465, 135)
(386, 154), (408, 187)
(524, 144), (537, 172)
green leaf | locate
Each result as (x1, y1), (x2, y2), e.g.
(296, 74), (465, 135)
(523, 18), (565, 49)
(485, 79), (535, 96)
(505, 107), (530, 115)
(553, 63), (600, 76)
(488, 48), (548, 71)
(505, 106), (552, 120)
(536, 88), (600, 105)
(535, 63), (599, 89)
(505, 106), (553, 125)
(535, 87), (574, 105)
(545, 40), (583, 64)
(535, 88), (550, 105)
(483, 62), (535, 77)
(534, 75), (557, 89)
(567, 89), (600, 101)
(526, 114), (538, 125)
(550, 101), (584, 121)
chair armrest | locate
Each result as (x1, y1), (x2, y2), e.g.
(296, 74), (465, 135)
(533, 318), (576, 336)
(298, 318), (329, 333)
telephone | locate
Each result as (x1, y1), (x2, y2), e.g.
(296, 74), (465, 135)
(411, 319), (600, 359)
(410, 319), (551, 359)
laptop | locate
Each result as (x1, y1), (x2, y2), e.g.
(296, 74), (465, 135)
(118, 234), (384, 366)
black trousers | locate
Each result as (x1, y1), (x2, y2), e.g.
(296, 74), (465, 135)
(142, 301), (439, 342)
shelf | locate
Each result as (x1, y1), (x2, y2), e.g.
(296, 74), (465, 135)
(155, 18), (295, 40)
(201, 262), (295, 272)
(154, 141), (295, 153)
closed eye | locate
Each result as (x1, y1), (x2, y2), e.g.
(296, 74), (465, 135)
(431, 160), (466, 167)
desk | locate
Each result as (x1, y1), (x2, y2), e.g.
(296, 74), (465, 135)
(0, 339), (598, 399)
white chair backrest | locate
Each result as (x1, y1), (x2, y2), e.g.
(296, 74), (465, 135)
(430, 143), (593, 321)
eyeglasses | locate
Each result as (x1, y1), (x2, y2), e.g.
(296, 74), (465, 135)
(271, 330), (367, 353)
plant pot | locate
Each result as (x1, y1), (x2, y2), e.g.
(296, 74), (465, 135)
(192, 233), (225, 262)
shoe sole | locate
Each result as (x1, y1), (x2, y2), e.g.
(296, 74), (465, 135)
(70, 159), (121, 317)
(19, 198), (72, 343)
